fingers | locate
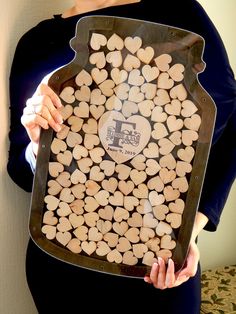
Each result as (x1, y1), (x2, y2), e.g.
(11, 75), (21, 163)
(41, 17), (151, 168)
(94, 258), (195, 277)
(21, 109), (49, 131)
(36, 83), (62, 109)
(177, 242), (200, 279)
(144, 247), (200, 290)
(24, 85), (63, 133)
(149, 262), (159, 286)
(21, 82), (64, 147)
(24, 98), (62, 133)
(156, 257), (167, 289)
(174, 274), (190, 287)
(146, 258), (176, 290)
(165, 258), (176, 288)
(188, 242), (200, 276)
(32, 95), (63, 132)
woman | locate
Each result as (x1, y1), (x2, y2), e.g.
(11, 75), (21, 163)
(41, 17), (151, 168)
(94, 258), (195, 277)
(8, 0), (236, 313)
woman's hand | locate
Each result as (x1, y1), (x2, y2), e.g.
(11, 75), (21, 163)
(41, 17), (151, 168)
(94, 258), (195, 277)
(144, 212), (208, 289)
(144, 240), (200, 289)
(21, 83), (63, 155)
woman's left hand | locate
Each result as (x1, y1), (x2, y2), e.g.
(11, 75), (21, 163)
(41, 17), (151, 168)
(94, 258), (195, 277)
(144, 240), (200, 289)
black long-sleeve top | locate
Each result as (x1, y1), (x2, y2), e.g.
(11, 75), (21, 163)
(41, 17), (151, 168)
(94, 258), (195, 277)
(8, 0), (236, 231)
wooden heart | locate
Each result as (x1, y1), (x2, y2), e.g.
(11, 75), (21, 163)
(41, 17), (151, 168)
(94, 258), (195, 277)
(98, 111), (151, 163)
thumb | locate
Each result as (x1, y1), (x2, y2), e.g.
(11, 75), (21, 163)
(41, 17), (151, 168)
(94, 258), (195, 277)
(178, 242), (200, 278)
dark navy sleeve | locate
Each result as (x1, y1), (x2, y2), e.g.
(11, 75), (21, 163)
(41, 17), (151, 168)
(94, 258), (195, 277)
(8, 31), (39, 192)
(199, 110), (236, 231)
(192, 1), (236, 231)
(7, 19), (75, 192)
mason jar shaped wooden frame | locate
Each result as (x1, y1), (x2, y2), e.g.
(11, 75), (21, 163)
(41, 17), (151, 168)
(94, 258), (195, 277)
(29, 16), (216, 278)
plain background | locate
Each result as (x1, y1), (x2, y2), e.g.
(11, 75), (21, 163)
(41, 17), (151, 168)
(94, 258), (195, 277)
(0, 1), (235, 313)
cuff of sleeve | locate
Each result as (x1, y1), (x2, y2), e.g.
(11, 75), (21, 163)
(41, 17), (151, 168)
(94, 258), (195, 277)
(198, 207), (220, 232)
(25, 142), (36, 174)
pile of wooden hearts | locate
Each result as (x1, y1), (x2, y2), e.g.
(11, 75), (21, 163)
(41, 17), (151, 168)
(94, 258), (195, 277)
(42, 32), (201, 267)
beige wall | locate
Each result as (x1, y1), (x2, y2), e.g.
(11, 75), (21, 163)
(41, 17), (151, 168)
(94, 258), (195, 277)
(197, 0), (236, 270)
(0, 1), (235, 313)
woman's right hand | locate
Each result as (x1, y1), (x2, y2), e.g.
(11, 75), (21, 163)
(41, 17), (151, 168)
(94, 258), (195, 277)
(21, 83), (63, 156)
